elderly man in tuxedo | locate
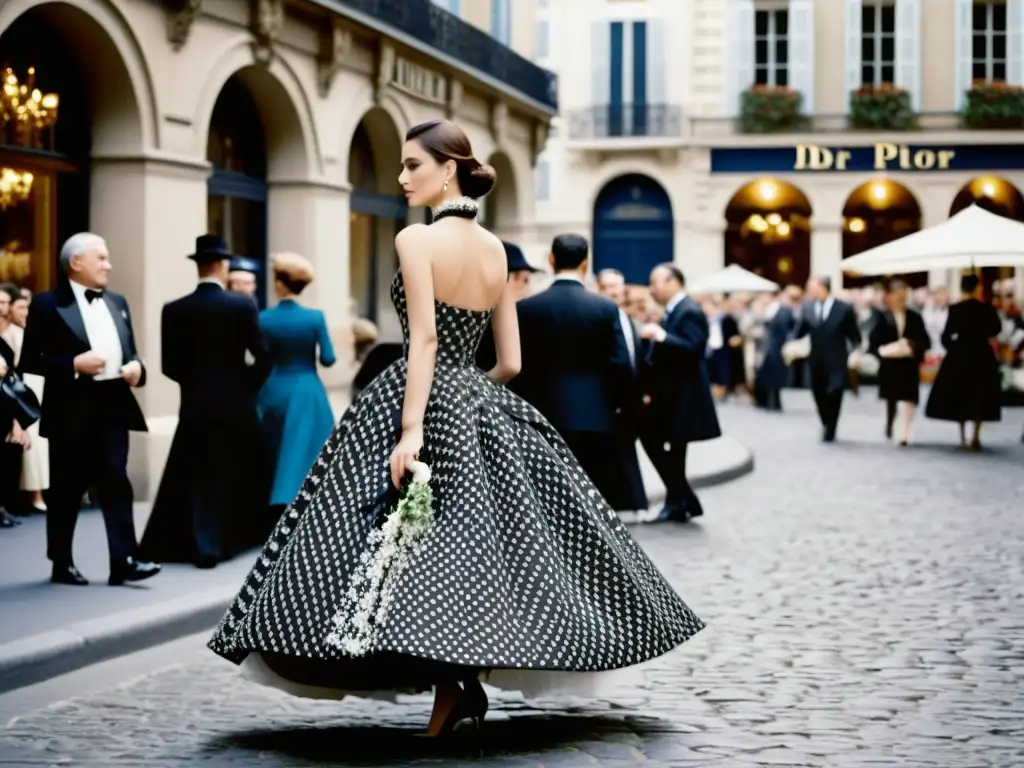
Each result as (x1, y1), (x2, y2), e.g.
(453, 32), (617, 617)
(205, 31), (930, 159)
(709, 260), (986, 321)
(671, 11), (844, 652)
(640, 263), (721, 522)
(18, 233), (161, 585)
(596, 268), (648, 515)
(509, 235), (634, 510)
(794, 275), (861, 442)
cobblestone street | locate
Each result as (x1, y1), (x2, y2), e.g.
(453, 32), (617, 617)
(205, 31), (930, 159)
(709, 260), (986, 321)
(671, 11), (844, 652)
(2, 391), (1022, 767)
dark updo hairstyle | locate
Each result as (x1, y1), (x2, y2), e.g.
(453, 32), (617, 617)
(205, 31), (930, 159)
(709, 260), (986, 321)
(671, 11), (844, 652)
(961, 273), (980, 294)
(406, 119), (497, 199)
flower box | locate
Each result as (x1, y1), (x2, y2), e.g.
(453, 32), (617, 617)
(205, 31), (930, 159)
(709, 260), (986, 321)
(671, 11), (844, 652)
(738, 86), (806, 134)
(961, 83), (1024, 129)
(849, 85), (917, 130)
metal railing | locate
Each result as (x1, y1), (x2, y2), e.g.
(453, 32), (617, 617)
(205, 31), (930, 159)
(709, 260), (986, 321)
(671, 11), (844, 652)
(689, 111), (979, 138)
(566, 104), (683, 140)
(324, 0), (558, 111)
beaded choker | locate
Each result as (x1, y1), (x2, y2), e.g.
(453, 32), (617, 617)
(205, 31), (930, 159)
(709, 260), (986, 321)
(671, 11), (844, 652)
(431, 196), (480, 222)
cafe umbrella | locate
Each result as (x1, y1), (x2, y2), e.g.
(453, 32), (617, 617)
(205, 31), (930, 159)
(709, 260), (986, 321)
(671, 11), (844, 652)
(688, 263), (781, 294)
(841, 204), (1024, 276)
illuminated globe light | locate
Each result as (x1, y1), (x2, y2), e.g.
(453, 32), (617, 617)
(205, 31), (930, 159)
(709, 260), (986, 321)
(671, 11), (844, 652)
(870, 181), (889, 202)
(766, 212), (782, 226)
(847, 217), (866, 234)
(756, 180), (778, 203)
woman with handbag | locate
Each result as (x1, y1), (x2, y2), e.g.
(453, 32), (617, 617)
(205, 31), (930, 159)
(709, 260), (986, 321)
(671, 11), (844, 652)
(869, 280), (930, 446)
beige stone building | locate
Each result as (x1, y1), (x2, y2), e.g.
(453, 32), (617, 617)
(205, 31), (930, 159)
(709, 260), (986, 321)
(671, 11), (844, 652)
(0, 0), (554, 496)
(534, 0), (1024, 297)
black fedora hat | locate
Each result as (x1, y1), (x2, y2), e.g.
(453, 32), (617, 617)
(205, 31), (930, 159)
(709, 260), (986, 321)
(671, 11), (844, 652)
(188, 234), (235, 262)
(503, 241), (540, 273)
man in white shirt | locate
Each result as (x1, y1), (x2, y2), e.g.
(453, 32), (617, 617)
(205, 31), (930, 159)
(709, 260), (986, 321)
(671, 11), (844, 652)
(18, 233), (161, 586)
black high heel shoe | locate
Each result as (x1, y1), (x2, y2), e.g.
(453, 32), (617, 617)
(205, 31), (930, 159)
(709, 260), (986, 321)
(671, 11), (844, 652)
(417, 677), (490, 754)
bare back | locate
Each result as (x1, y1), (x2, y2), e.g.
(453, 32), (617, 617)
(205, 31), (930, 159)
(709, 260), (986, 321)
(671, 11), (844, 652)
(426, 218), (507, 310)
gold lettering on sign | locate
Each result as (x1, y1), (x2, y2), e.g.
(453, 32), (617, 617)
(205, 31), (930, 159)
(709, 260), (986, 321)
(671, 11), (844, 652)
(794, 142), (957, 172)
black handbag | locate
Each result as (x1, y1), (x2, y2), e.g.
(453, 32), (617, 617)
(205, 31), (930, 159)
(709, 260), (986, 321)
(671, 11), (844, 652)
(0, 370), (41, 429)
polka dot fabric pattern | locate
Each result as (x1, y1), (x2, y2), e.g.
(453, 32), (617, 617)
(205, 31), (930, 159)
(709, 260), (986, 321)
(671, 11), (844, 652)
(208, 272), (704, 693)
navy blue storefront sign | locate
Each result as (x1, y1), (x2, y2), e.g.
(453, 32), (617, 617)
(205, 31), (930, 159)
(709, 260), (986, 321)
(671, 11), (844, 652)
(710, 142), (1024, 174)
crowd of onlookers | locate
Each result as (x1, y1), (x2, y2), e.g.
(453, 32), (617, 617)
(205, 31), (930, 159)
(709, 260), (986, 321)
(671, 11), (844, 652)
(615, 279), (1024, 402)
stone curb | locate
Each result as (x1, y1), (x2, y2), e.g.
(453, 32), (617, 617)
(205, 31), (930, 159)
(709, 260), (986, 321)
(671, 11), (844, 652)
(0, 586), (237, 696)
(0, 438), (754, 695)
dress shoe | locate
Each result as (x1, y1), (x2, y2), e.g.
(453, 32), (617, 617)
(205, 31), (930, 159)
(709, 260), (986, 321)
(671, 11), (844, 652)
(108, 557), (162, 586)
(194, 555), (218, 569)
(51, 564), (90, 586)
(653, 505), (689, 523)
(0, 509), (19, 527)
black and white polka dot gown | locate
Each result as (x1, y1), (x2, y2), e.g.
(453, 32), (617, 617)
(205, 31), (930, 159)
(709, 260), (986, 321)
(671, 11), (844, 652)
(208, 271), (704, 700)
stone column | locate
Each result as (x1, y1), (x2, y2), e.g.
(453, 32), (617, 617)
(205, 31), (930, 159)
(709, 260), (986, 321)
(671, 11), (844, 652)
(266, 179), (353, 390)
(89, 152), (211, 500)
(811, 219), (843, 288)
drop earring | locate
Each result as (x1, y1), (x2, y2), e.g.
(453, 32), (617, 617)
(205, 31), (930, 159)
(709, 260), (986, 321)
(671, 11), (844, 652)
(443, 180), (449, 192)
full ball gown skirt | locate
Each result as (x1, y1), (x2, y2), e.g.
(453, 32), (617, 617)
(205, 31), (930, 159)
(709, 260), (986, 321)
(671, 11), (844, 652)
(208, 272), (703, 700)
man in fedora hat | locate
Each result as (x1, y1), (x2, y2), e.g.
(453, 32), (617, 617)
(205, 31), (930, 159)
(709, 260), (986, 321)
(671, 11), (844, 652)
(140, 235), (272, 568)
(227, 256), (260, 301)
(475, 240), (540, 371)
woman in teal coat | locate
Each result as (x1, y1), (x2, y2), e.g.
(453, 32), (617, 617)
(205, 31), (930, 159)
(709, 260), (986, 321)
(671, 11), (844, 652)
(259, 252), (336, 510)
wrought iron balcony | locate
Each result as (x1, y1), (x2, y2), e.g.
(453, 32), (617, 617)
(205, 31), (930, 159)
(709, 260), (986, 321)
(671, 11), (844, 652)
(567, 104), (683, 141)
(323, 0), (558, 111)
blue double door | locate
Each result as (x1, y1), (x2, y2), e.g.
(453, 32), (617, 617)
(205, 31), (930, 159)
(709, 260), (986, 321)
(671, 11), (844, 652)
(592, 174), (674, 286)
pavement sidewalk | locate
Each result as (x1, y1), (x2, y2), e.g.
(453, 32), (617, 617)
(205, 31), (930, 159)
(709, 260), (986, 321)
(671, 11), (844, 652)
(0, 423), (752, 694)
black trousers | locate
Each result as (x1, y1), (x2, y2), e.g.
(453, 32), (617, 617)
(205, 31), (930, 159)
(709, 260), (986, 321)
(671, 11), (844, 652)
(811, 377), (845, 439)
(0, 442), (23, 511)
(640, 433), (703, 516)
(47, 424), (137, 565)
(560, 429), (634, 511)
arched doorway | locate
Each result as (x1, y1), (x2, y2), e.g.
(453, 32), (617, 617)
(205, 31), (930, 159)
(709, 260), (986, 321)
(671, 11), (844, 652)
(950, 176), (1024, 301)
(348, 107), (405, 324)
(842, 179), (924, 289)
(0, 3), (140, 293)
(207, 75), (268, 305)
(481, 151), (519, 242)
(724, 179), (811, 289)
(593, 174), (673, 286)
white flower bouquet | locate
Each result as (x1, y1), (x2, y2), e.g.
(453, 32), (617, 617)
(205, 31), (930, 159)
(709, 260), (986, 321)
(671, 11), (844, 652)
(325, 461), (434, 657)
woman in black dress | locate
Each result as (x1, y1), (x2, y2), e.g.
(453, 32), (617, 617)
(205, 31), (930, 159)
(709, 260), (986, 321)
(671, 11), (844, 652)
(868, 280), (930, 445)
(208, 119), (703, 739)
(925, 274), (1002, 450)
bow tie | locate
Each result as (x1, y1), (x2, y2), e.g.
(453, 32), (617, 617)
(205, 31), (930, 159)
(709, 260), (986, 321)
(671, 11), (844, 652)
(84, 289), (104, 304)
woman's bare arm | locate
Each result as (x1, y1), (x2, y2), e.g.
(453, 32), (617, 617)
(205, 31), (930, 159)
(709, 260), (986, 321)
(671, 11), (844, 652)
(487, 283), (521, 384)
(395, 225), (439, 432)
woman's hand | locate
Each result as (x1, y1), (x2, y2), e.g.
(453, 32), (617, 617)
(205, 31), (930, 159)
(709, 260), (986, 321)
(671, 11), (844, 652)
(7, 422), (30, 449)
(390, 425), (423, 489)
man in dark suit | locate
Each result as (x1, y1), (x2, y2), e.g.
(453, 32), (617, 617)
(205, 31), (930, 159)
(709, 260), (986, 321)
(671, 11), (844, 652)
(139, 235), (271, 568)
(18, 233), (161, 585)
(794, 275), (862, 442)
(509, 234), (633, 508)
(596, 267), (648, 514)
(227, 256), (260, 302)
(475, 240), (539, 372)
(640, 263), (721, 522)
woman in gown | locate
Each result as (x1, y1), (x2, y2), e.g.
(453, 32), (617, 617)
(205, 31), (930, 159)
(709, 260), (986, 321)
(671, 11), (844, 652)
(925, 274), (1002, 450)
(868, 280), (930, 446)
(258, 252), (337, 516)
(208, 119), (703, 737)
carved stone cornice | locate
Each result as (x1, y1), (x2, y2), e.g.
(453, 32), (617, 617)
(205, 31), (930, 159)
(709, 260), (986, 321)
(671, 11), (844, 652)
(531, 120), (549, 162)
(373, 43), (395, 104)
(250, 0), (284, 65)
(163, 0), (202, 51)
(317, 19), (353, 98)
(490, 101), (508, 147)
(445, 78), (463, 119)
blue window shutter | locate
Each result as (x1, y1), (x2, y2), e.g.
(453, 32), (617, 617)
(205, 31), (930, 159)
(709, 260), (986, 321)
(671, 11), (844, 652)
(610, 21), (624, 135)
(633, 21), (648, 106)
